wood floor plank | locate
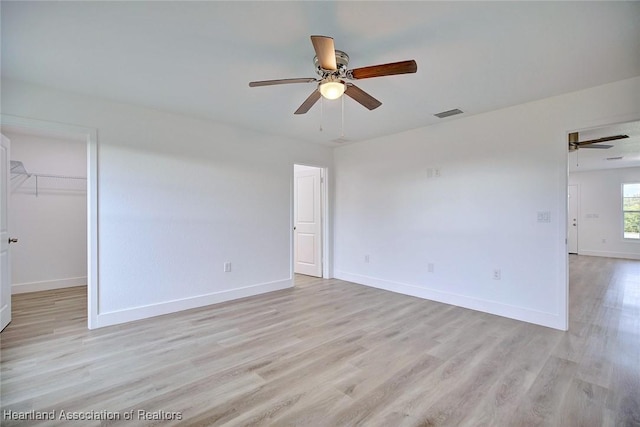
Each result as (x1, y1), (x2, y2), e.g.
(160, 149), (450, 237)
(361, 331), (500, 425)
(507, 355), (578, 426)
(1, 255), (639, 426)
(558, 378), (612, 427)
(456, 325), (562, 427)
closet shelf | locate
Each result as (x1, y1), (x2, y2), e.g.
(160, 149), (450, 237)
(11, 160), (86, 180)
(10, 160), (86, 197)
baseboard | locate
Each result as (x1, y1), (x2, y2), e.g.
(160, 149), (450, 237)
(93, 278), (293, 329)
(12, 277), (87, 294)
(577, 250), (640, 260)
(0, 303), (10, 332)
(334, 271), (566, 330)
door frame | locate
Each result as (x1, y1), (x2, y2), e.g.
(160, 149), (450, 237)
(1, 134), (11, 331)
(292, 163), (330, 280)
(0, 114), (98, 329)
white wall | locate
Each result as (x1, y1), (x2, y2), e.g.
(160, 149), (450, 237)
(7, 131), (87, 293)
(3, 77), (639, 332)
(569, 166), (640, 259)
(1, 79), (334, 328)
(334, 77), (640, 331)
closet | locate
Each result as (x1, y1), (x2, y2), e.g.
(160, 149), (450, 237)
(7, 130), (87, 294)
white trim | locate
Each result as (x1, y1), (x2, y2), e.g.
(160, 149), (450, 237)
(335, 271), (567, 331)
(95, 278), (292, 328)
(87, 126), (98, 329)
(1, 134), (11, 331)
(12, 277), (87, 294)
(322, 168), (331, 279)
(0, 114), (98, 329)
(622, 181), (640, 243)
(560, 236), (569, 331)
(560, 132), (570, 331)
(0, 304), (9, 331)
(576, 250), (640, 260)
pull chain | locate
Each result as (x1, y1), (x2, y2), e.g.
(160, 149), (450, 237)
(319, 97), (323, 132)
(341, 95), (345, 138)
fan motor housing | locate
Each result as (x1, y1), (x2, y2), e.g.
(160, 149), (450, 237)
(314, 50), (349, 77)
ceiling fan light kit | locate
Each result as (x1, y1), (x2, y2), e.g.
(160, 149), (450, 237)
(319, 78), (345, 100)
(249, 35), (417, 115)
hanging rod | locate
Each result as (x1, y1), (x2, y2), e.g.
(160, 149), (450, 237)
(10, 160), (86, 196)
(15, 174), (87, 197)
(11, 172), (85, 198)
(22, 173), (86, 180)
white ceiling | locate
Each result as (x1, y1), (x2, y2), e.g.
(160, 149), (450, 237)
(2, 1), (640, 148)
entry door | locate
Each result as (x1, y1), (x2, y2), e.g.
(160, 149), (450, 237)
(294, 165), (322, 277)
(568, 185), (578, 254)
(1, 134), (11, 331)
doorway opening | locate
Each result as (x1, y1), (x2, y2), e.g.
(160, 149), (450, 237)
(565, 117), (640, 330)
(293, 164), (328, 282)
(567, 119), (640, 257)
(1, 115), (97, 330)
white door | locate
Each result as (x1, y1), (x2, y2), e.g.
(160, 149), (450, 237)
(1, 134), (12, 331)
(568, 184), (578, 254)
(294, 165), (322, 277)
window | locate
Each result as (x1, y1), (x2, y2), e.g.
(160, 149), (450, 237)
(623, 183), (640, 239)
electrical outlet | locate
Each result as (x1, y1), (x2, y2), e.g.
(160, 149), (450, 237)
(493, 269), (501, 280)
(224, 262), (231, 272)
(537, 211), (551, 223)
(364, 255), (370, 263)
(434, 168), (441, 177)
(428, 263), (434, 273)
(602, 238), (606, 244)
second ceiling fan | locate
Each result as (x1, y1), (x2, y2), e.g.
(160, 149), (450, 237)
(568, 132), (629, 151)
(249, 35), (417, 114)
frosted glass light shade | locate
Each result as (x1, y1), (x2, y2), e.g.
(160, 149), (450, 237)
(320, 81), (345, 100)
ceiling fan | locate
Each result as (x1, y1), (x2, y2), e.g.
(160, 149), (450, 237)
(248, 35), (417, 115)
(568, 132), (629, 151)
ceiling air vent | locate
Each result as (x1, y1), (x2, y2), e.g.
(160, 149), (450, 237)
(332, 137), (350, 144)
(434, 108), (464, 119)
(606, 156), (623, 161)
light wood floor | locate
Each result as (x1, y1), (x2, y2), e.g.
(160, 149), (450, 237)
(1, 255), (639, 426)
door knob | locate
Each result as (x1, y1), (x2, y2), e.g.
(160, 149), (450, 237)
(8, 238), (18, 244)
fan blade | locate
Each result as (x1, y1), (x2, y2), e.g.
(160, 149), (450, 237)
(350, 60), (417, 80)
(294, 90), (322, 115)
(582, 144), (613, 149)
(311, 35), (337, 70)
(576, 135), (629, 146)
(569, 132), (627, 150)
(344, 84), (382, 110)
(249, 78), (317, 87)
